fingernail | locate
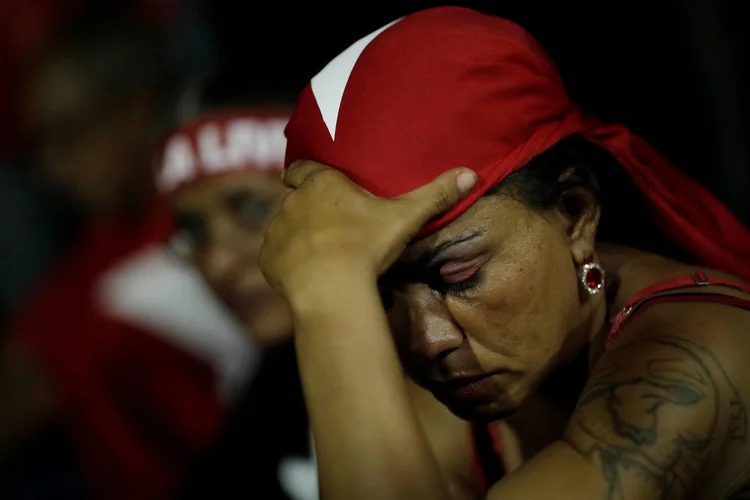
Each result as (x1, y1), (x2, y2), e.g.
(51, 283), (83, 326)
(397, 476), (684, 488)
(456, 171), (477, 194)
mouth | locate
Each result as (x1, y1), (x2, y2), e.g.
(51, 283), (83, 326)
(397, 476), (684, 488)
(431, 372), (502, 405)
(225, 288), (268, 313)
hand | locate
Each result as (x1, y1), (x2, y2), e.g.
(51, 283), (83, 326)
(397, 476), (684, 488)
(259, 160), (477, 304)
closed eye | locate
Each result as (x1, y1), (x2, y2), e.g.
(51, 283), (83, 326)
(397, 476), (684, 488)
(434, 269), (482, 295)
(427, 261), (483, 296)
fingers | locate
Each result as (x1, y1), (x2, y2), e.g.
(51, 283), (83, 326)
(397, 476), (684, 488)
(282, 160), (331, 188)
(398, 168), (478, 226)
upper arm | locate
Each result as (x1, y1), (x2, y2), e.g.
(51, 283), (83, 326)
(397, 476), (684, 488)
(487, 307), (749, 500)
(564, 334), (746, 499)
(408, 380), (484, 500)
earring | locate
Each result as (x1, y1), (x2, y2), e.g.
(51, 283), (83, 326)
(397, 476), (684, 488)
(580, 255), (605, 295)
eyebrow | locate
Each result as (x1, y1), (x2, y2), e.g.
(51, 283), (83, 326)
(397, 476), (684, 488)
(420, 229), (487, 268)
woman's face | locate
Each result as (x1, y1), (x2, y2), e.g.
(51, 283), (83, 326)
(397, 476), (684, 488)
(170, 172), (292, 345)
(383, 192), (598, 421)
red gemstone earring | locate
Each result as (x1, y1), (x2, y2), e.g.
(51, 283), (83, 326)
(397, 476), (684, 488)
(580, 255), (605, 295)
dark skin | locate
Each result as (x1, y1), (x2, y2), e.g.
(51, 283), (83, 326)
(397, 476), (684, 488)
(259, 160), (750, 499)
(570, 336), (747, 499)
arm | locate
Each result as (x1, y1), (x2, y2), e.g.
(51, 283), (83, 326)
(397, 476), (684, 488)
(292, 275), (458, 500)
(260, 162), (481, 499)
(486, 317), (747, 499)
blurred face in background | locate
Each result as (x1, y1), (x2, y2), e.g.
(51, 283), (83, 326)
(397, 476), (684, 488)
(24, 51), (156, 212)
(170, 172), (293, 345)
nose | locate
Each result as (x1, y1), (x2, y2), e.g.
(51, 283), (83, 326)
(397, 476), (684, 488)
(201, 218), (252, 286)
(392, 284), (464, 364)
(203, 244), (241, 286)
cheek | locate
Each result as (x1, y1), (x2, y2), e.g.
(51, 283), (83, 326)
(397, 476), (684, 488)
(384, 296), (420, 360)
(245, 229), (268, 251)
(448, 232), (578, 371)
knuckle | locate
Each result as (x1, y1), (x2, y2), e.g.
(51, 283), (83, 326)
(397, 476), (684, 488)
(309, 168), (340, 186)
(393, 198), (415, 218)
(434, 187), (453, 211)
(278, 189), (301, 211)
(284, 160), (315, 186)
(288, 159), (309, 170)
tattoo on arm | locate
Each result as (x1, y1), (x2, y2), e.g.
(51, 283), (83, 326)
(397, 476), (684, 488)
(567, 336), (747, 500)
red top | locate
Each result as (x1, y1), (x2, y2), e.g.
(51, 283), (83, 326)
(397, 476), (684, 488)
(12, 205), (255, 500)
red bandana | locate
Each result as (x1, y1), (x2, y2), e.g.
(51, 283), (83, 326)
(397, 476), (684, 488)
(284, 7), (750, 281)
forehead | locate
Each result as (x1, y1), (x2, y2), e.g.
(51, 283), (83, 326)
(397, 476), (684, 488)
(170, 171), (287, 212)
(401, 194), (534, 263)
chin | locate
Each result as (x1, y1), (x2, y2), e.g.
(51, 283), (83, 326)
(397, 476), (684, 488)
(244, 310), (294, 346)
(435, 378), (529, 423)
(244, 319), (293, 346)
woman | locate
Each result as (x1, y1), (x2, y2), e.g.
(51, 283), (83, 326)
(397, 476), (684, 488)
(260, 7), (750, 500)
(156, 68), (483, 500)
(152, 69), (315, 500)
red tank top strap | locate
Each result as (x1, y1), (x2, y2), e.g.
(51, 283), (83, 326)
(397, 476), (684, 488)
(607, 271), (750, 346)
(471, 422), (505, 490)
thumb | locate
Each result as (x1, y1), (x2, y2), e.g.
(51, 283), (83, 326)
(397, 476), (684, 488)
(399, 168), (478, 226)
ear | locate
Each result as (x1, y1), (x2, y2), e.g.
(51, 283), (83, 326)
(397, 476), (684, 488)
(556, 171), (600, 266)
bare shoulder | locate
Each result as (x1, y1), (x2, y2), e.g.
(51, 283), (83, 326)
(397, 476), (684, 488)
(566, 294), (750, 498)
(605, 248), (750, 414)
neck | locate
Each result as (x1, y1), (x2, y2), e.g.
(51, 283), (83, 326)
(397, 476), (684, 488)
(585, 244), (628, 365)
(529, 287), (611, 424)
(557, 284), (610, 370)
(512, 249), (625, 443)
(552, 248), (621, 383)
(536, 342), (591, 411)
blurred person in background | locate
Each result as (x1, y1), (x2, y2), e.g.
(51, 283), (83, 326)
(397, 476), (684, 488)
(0, 9), (168, 328)
(0, 0), (219, 330)
(154, 67), (317, 500)
(157, 66), (518, 500)
(1, 11), (169, 497)
(22, 13), (168, 215)
(0, 0), (209, 154)
(0, 8), (258, 500)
